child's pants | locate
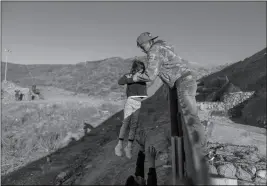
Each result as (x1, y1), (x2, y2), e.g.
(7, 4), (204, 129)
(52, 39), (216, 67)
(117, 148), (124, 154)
(119, 97), (141, 141)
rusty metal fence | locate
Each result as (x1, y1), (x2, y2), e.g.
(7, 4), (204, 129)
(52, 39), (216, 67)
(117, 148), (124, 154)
(169, 85), (212, 185)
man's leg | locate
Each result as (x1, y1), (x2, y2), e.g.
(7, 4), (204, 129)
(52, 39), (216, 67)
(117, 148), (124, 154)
(176, 78), (208, 160)
(176, 77), (209, 180)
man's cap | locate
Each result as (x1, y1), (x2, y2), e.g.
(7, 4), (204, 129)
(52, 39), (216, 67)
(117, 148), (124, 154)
(137, 32), (158, 45)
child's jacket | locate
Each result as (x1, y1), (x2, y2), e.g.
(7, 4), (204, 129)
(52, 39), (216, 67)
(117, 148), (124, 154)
(118, 74), (147, 98)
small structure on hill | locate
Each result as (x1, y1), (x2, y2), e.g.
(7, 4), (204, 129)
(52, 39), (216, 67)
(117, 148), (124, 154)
(1, 81), (44, 103)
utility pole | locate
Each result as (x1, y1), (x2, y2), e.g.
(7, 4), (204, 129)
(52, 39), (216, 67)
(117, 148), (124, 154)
(4, 49), (12, 83)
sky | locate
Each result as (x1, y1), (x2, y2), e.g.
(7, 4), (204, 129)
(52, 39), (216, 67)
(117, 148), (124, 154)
(1, 1), (266, 66)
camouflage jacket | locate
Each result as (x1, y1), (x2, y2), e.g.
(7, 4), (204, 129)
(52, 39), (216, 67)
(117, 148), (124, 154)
(135, 40), (197, 88)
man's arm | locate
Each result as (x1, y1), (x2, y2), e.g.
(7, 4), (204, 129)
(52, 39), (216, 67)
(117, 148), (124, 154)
(147, 146), (157, 186)
(133, 47), (161, 83)
(134, 150), (145, 178)
(118, 74), (135, 85)
(147, 168), (157, 186)
(135, 130), (146, 178)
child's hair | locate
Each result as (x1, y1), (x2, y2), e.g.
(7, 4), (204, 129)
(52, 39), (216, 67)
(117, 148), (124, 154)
(130, 60), (145, 75)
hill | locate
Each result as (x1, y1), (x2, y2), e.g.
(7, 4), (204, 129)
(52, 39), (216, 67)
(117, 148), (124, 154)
(1, 57), (210, 99)
(1, 57), (132, 98)
(199, 48), (266, 128)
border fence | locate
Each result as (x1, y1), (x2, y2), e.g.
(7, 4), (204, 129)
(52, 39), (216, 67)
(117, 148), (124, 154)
(169, 84), (211, 185)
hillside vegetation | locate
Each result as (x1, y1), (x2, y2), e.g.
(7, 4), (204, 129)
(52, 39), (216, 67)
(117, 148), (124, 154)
(200, 48), (266, 127)
(1, 56), (213, 98)
(1, 95), (123, 176)
(1, 57), (132, 98)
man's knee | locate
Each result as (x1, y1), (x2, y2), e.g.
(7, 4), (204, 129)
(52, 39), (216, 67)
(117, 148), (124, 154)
(179, 95), (197, 114)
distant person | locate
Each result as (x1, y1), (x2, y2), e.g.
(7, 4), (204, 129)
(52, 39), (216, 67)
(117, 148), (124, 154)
(15, 90), (20, 101)
(115, 59), (147, 159)
(126, 32), (209, 158)
(19, 93), (24, 101)
(125, 131), (157, 186)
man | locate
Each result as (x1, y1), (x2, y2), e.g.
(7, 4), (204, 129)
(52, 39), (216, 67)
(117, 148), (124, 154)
(126, 32), (209, 158)
(15, 90), (20, 101)
(125, 131), (157, 186)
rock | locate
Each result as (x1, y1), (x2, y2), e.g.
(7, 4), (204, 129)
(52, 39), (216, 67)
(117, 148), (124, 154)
(46, 156), (52, 163)
(244, 153), (260, 163)
(236, 166), (252, 181)
(241, 164), (257, 177)
(199, 103), (205, 111)
(85, 164), (93, 169)
(238, 180), (255, 185)
(234, 159), (251, 165)
(224, 155), (240, 162)
(214, 154), (225, 162)
(217, 163), (236, 178)
(255, 162), (267, 170)
(208, 164), (218, 175)
(256, 170), (267, 180)
(159, 152), (169, 164)
(216, 149), (234, 156)
(223, 145), (238, 153)
(254, 176), (267, 185)
(207, 142), (221, 149)
(234, 151), (247, 158)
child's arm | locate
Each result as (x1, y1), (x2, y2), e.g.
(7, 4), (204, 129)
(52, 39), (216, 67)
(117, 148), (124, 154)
(118, 74), (135, 85)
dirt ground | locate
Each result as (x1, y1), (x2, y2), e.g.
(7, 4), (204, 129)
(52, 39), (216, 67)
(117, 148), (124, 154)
(2, 86), (265, 185)
(1, 94), (174, 185)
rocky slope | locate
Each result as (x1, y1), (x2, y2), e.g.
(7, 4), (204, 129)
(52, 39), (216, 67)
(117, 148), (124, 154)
(198, 48), (266, 128)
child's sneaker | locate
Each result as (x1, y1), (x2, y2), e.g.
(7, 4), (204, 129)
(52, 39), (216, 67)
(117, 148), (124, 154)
(124, 145), (132, 159)
(115, 143), (123, 157)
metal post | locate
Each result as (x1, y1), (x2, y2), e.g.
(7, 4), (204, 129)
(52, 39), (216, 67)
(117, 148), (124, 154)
(169, 85), (185, 185)
(4, 49), (12, 82)
(4, 55), (7, 82)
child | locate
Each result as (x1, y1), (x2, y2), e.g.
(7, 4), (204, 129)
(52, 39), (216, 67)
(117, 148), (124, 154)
(115, 59), (147, 159)
(125, 131), (158, 186)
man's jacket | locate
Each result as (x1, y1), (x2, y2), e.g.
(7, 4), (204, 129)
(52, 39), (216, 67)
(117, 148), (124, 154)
(135, 40), (196, 88)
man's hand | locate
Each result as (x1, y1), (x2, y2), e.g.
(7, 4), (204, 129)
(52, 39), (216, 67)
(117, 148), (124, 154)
(132, 72), (139, 82)
(136, 130), (147, 152)
(125, 73), (133, 78)
(147, 146), (157, 168)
